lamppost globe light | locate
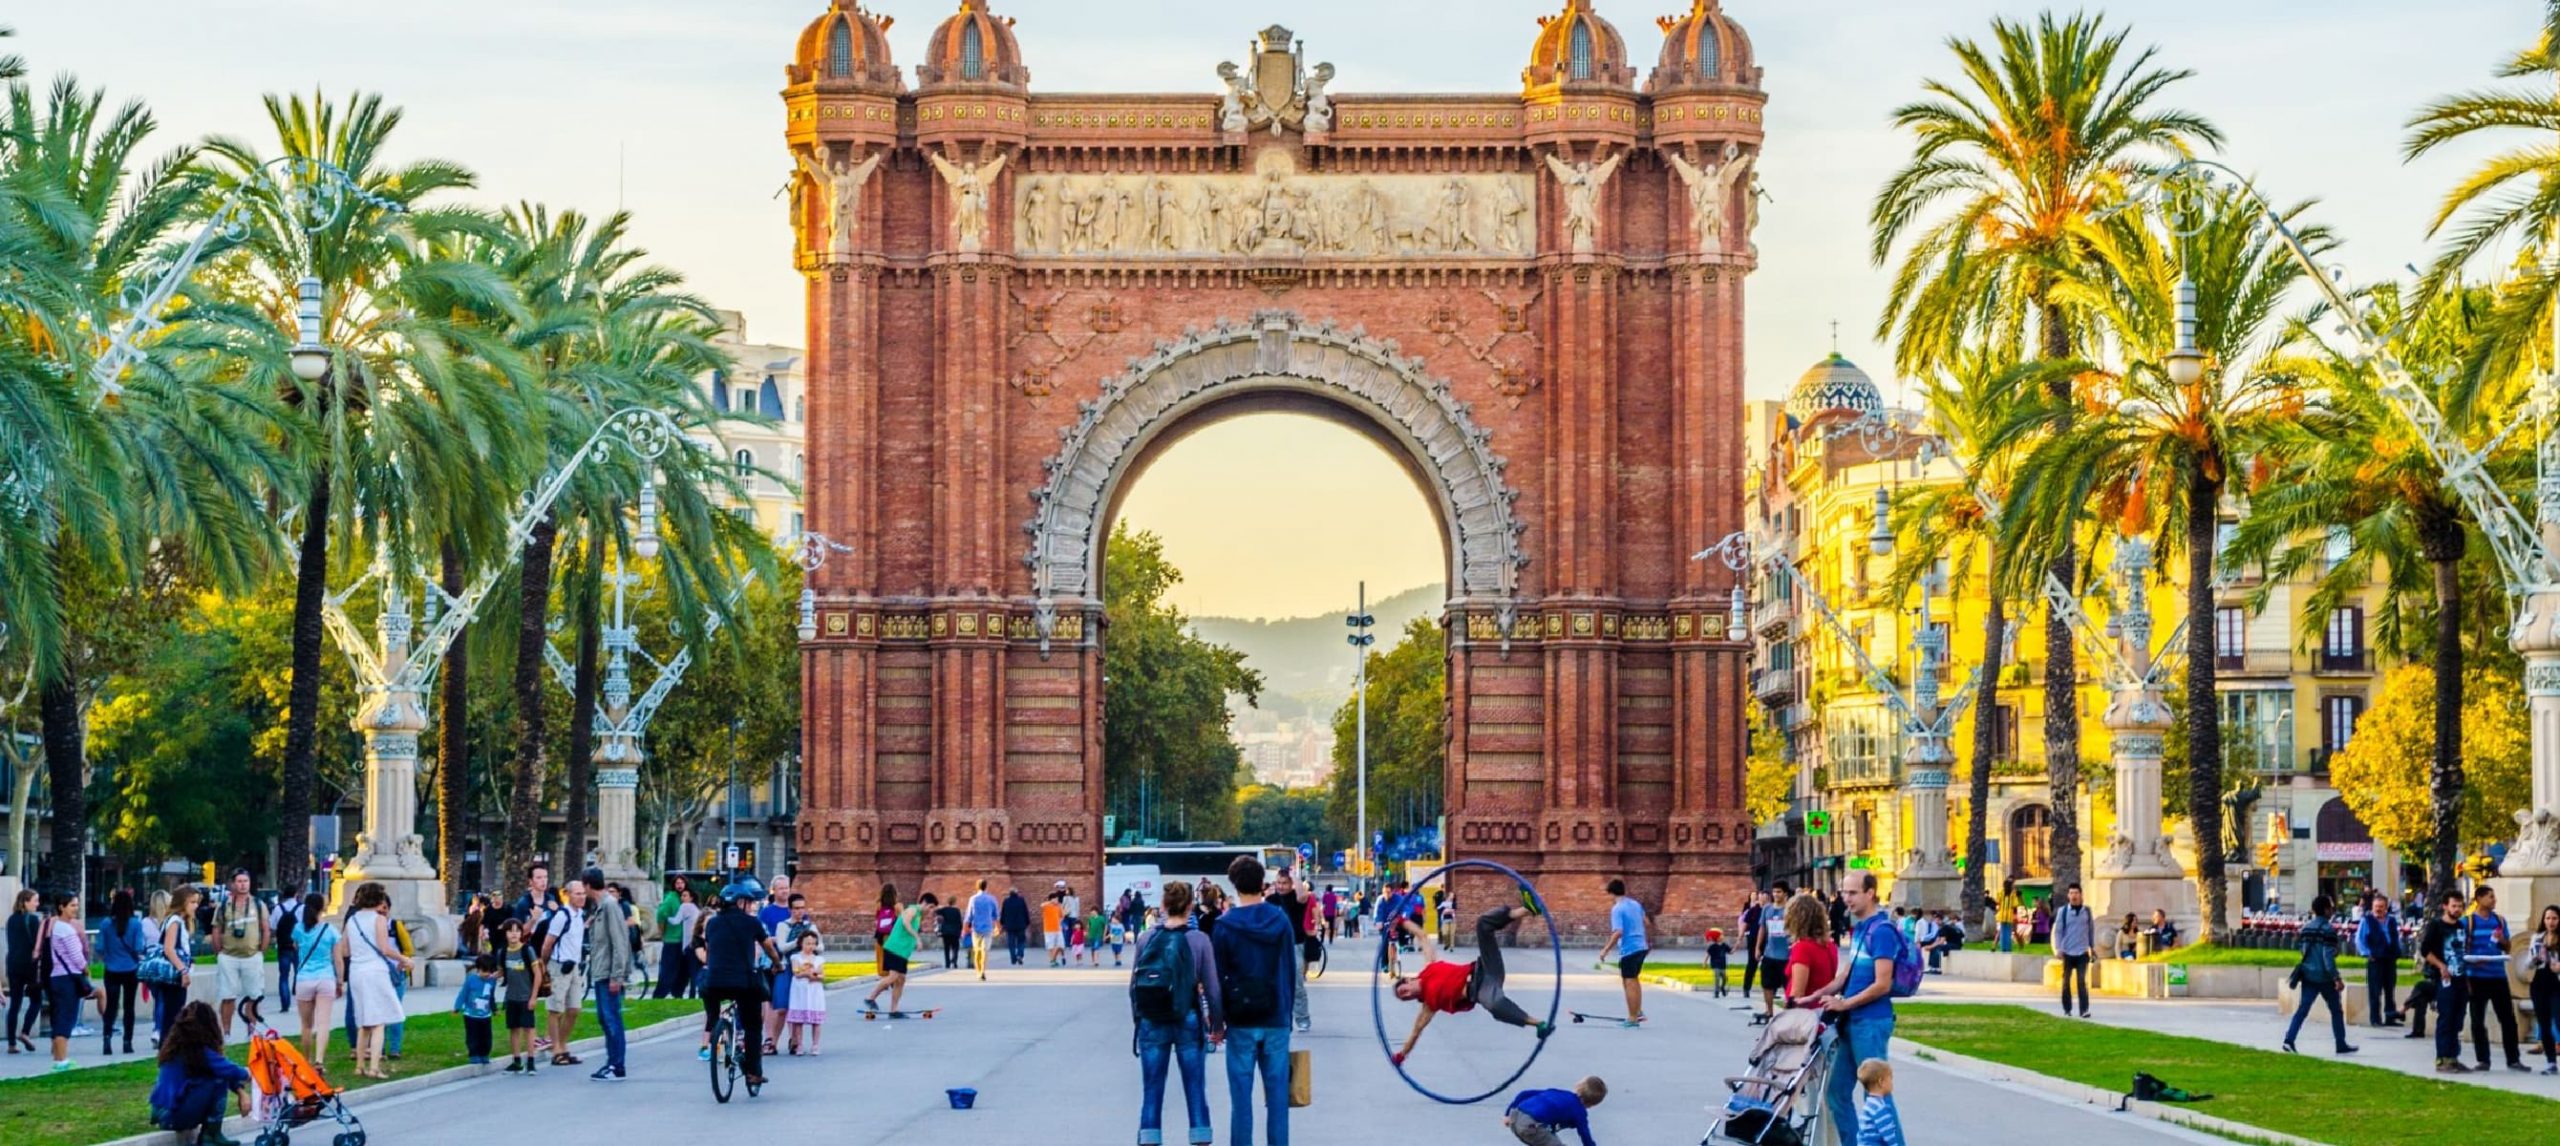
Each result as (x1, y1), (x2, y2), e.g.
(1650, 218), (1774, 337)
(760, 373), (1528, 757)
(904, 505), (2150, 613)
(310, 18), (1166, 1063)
(2166, 272), (2206, 388)
(797, 587), (819, 643)
(1726, 584), (1748, 643)
(290, 275), (330, 382)
(1868, 486), (1894, 556)
(633, 481), (661, 560)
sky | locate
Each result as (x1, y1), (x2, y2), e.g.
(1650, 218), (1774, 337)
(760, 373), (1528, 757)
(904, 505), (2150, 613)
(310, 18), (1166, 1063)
(12, 1), (2537, 618)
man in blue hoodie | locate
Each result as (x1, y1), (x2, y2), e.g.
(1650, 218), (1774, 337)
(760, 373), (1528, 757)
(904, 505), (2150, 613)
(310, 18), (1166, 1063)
(1211, 855), (1296, 1146)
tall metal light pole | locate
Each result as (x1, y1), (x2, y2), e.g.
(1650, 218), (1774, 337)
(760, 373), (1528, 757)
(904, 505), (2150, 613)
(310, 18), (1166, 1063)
(1346, 584), (1375, 893)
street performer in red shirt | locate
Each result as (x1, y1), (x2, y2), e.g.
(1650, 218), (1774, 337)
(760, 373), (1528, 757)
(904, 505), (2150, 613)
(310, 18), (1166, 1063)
(1387, 901), (1554, 1064)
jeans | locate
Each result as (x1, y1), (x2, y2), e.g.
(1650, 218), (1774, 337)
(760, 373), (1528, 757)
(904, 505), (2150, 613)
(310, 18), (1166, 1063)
(1470, 906), (1534, 1027)
(2284, 977), (2347, 1049)
(2531, 975), (2559, 1066)
(6, 971), (40, 1042)
(942, 934), (961, 970)
(1824, 1011), (1894, 1141)
(595, 982), (626, 1071)
(2467, 975), (2522, 1066)
(1137, 1013), (1212, 1145)
(2058, 954), (2091, 1014)
(1996, 924), (2014, 953)
(100, 971), (138, 1048)
(1008, 933), (1026, 965)
(152, 980), (184, 1042)
(652, 939), (692, 999)
(463, 1016), (493, 1062)
(1224, 1025), (1291, 1146)
(1290, 937), (1311, 1029)
(2435, 975), (2467, 1062)
(2366, 958), (2398, 1023)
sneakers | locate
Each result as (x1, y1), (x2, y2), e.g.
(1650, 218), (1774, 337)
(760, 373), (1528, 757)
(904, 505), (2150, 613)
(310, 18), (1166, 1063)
(2436, 1059), (2471, 1074)
(697, 1047), (712, 1062)
(2334, 1045), (2358, 1055)
(1533, 1021), (1556, 1040)
(2541, 1064), (2557, 1076)
(1518, 888), (1543, 916)
(503, 1059), (526, 1075)
(1618, 1018), (1643, 1029)
(863, 997), (879, 1012)
(49, 1060), (73, 1072)
(2508, 1061), (2534, 1073)
(590, 1065), (625, 1082)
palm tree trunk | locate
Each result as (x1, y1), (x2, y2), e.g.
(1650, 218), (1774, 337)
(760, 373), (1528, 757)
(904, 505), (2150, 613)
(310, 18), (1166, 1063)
(562, 544), (603, 874)
(35, 666), (82, 900)
(277, 468), (332, 893)
(1962, 588), (2005, 932)
(437, 540), (470, 899)
(2421, 507), (2467, 900)
(501, 515), (558, 903)
(2038, 299), (2085, 897)
(2185, 466), (2227, 942)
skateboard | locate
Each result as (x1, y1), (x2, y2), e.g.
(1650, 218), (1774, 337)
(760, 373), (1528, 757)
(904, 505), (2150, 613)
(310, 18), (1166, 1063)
(1567, 1011), (1638, 1024)
(862, 1008), (941, 1021)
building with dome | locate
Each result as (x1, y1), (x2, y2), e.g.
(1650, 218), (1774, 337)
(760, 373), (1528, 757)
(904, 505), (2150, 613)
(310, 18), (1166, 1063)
(1743, 350), (2406, 915)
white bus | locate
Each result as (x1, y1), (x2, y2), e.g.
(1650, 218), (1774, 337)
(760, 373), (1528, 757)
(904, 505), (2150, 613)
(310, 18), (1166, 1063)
(1105, 842), (1297, 905)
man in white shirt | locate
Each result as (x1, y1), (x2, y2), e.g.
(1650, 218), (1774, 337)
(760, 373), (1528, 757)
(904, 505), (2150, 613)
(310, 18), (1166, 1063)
(540, 880), (591, 1066)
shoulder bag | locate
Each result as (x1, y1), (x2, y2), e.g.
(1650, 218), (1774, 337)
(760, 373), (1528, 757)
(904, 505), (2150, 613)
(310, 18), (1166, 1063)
(37, 917), (97, 999)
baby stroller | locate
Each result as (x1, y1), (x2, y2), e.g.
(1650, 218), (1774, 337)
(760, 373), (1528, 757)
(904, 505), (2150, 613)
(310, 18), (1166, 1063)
(245, 1024), (366, 1146)
(1705, 1007), (1835, 1146)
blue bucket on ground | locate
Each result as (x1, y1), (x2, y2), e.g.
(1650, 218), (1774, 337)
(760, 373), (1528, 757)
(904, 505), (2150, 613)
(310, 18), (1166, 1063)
(947, 1088), (978, 1110)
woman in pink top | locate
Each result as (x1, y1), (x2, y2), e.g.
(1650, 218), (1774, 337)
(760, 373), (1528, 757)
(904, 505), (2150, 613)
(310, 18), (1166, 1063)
(36, 892), (92, 1071)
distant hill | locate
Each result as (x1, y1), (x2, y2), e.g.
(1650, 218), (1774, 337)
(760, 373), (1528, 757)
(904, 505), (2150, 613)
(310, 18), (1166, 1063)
(1193, 583), (1445, 711)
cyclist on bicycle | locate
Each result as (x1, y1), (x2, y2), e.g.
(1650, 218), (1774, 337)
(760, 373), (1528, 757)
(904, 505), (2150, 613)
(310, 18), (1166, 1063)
(694, 879), (783, 1090)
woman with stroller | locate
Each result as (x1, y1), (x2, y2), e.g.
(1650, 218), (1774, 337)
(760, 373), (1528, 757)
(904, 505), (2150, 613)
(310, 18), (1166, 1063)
(287, 893), (341, 1068)
(151, 1002), (251, 1146)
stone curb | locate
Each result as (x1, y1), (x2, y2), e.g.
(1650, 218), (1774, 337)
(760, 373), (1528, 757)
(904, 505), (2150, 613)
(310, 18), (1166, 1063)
(85, 976), (878, 1146)
(1891, 1037), (2326, 1146)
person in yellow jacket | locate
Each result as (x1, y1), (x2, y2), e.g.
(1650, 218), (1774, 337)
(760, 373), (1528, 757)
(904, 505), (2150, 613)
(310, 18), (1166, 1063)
(1995, 880), (2020, 953)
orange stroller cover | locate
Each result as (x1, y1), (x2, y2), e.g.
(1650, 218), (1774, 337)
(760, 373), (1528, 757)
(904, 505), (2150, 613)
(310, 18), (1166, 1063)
(248, 1028), (342, 1102)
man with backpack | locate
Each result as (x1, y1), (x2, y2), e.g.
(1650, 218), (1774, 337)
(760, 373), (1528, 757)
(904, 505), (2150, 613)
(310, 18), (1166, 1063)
(1804, 870), (1909, 1144)
(1130, 881), (1223, 1146)
(1211, 855), (1296, 1146)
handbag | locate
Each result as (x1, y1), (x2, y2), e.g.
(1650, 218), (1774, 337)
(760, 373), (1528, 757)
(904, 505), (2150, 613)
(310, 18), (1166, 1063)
(1288, 1048), (1313, 1108)
(38, 918), (97, 998)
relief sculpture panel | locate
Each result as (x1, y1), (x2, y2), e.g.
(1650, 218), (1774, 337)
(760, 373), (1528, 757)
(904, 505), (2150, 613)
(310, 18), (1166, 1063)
(1015, 162), (1535, 260)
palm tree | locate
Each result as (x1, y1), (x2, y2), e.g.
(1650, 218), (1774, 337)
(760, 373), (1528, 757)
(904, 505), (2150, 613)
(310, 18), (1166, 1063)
(1995, 187), (2324, 940)
(1, 78), (288, 895)
(1873, 11), (2219, 899)
(2405, 4), (2560, 381)
(203, 91), (534, 894)
(1886, 349), (2024, 931)
(478, 205), (745, 895)
(2227, 286), (2517, 897)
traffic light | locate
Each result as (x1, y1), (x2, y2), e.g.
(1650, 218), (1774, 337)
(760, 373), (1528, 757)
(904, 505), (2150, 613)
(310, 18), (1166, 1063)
(202, 861), (216, 886)
(2257, 842), (2280, 870)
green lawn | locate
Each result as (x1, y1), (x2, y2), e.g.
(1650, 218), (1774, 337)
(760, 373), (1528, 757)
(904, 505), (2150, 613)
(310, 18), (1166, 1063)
(0, 998), (702, 1146)
(1895, 1004), (2555, 1146)
(2139, 943), (2387, 970)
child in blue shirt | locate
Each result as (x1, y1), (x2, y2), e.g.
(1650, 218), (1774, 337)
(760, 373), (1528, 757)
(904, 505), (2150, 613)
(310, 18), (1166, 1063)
(453, 953), (499, 1065)
(1706, 928), (1733, 997)
(1504, 1076), (1605, 1146)
(1854, 1059), (1906, 1146)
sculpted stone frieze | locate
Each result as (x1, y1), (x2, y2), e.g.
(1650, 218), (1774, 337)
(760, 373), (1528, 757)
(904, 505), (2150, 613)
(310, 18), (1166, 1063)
(1014, 169), (1535, 260)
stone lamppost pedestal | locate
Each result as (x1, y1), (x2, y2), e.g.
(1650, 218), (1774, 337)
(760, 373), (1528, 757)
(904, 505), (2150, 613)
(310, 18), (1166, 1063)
(328, 677), (459, 957)
(2492, 593), (2560, 933)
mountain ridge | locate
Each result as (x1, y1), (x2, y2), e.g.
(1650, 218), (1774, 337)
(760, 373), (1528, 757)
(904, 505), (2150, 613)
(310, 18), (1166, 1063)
(1192, 583), (1444, 717)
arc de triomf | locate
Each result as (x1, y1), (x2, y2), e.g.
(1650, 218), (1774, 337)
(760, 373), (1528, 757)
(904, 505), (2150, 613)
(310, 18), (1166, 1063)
(785, 0), (1764, 932)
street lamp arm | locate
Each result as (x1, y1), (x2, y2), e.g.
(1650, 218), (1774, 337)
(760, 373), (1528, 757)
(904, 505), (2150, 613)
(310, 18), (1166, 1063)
(1698, 534), (1925, 736)
(541, 641), (579, 698)
(1933, 663), (1989, 736)
(2129, 158), (2557, 595)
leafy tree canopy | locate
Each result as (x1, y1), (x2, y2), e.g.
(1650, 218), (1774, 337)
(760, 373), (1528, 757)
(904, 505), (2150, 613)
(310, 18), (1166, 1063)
(2330, 664), (2529, 859)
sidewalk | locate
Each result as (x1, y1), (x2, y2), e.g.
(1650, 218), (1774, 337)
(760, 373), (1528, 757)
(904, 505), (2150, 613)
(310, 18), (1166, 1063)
(1910, 974), (2560, 1100)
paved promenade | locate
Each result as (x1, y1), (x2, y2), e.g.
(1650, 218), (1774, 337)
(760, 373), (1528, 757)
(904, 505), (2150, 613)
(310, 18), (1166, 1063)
(317, 951), (2216, 1145)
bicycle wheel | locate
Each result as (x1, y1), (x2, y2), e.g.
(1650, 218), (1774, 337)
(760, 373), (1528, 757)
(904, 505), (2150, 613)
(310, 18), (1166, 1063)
(1306, 941), (1328, 981)
(709, 1012), (736, 1104)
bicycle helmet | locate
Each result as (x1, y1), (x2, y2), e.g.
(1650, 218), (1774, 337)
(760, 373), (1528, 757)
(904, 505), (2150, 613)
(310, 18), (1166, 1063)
(719, 877), (766, 904)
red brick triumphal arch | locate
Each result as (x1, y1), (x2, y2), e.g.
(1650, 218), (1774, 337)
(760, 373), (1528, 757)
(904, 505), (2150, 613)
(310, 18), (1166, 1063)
(784, 0), (1766, 932)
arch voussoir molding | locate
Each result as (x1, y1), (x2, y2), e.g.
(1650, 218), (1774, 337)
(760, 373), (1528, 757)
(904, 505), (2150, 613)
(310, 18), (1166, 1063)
(1023, 310), (1528, 651)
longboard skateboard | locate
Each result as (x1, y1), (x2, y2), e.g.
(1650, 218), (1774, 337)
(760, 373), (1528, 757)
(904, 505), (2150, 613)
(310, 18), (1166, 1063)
(862, 1008), (941, 1021)
(1568, 1011), (1638, 1024)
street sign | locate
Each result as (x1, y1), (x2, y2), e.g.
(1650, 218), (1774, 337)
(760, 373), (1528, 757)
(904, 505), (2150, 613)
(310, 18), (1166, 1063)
(723, 844), (741, 870)
(1332, 851), (1346, 870)
(1103, 814), (1117, 840)
(1804, 810), (1832, 837)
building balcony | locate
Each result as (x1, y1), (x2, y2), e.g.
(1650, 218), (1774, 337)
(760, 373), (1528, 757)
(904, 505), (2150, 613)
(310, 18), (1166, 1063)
(1753, 667), (1800, 703)
(2312, 649), (2373, 676)
(2213, 649), (2294, 676)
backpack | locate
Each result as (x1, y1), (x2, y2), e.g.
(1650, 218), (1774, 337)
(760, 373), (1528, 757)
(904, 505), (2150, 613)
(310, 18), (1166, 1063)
(1129, 927), (1196, 1026)
(1853, 915), (1923, 1000)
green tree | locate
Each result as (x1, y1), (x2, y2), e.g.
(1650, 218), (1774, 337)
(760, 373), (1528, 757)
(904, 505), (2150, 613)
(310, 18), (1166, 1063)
(2226, 285), (2520, 896)
(1995, 187), (2322, 940)
(1872, 11), (2219, 903)
(2331, 665), (2531, 861)
(3, 78), (288, 895)
(1325, 616), (1445, 852)
(1743, 701), (1791, 827)
(1238, 786), (1332, 859)
(1104, 524), (1261, 843)
(636, 553), (801, 875)
(2405, 4), (2560, 382)
(203, 91), (535, 894)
